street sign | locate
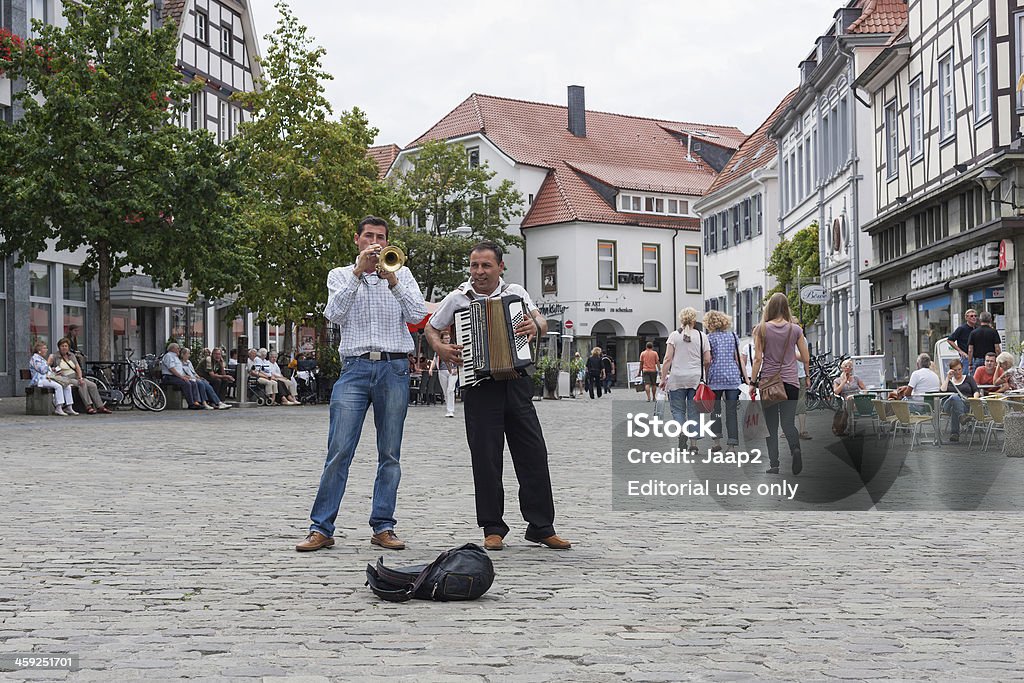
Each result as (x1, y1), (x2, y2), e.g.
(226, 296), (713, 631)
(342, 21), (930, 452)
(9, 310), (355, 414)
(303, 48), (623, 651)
(799, 284), (830, 305)
(564, 320), (574, 329)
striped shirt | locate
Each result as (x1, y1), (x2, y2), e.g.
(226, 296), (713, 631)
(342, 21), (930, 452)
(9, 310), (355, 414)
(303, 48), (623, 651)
(325, 262), (428, 357)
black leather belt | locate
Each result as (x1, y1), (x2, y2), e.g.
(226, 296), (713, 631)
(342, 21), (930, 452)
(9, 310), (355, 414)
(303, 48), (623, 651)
(358, 351), (407, 361)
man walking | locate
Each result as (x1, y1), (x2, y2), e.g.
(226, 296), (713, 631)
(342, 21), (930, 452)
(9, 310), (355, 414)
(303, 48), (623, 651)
(426, 241), (572, 551)
(639, 342), (660, 402)
(601, 351), (615, 394)
(296, 216), (427, 552)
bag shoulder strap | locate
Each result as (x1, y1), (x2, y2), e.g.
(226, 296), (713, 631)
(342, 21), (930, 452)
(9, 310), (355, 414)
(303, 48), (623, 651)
(699, 331), (705, 385)
(756, 322), (796, 382)
(733, 333), (745, 382)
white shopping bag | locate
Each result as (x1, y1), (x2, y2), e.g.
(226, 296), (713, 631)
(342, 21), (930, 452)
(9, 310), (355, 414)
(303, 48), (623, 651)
(742, 398), (770, 442)
(654, 389), (668, 418)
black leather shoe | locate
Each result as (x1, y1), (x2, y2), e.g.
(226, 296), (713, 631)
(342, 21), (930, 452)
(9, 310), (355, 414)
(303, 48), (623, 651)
(766, 467), (780, 474)
(792, 449), (803, 476)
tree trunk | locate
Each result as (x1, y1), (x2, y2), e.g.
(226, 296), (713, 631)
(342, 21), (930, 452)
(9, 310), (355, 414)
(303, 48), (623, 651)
(284, 320), (293, 355)
(97, 241), (113, 363)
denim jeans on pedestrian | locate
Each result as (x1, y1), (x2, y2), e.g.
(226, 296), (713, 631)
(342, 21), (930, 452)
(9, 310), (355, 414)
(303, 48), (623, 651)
(309, 357), (410, 537)
(943, 394), (968, 434)
(712, 389), (741, 444)
(668, 388), (699, 440)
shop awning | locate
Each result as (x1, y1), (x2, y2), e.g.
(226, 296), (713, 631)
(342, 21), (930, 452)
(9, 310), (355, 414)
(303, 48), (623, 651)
(105, 284), (190, 308)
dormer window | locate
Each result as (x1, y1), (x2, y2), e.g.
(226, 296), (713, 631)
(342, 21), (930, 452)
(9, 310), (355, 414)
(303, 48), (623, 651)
(618, 192), (689, 216)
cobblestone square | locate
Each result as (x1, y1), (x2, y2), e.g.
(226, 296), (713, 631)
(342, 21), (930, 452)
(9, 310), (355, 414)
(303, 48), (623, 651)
(2, 393), (1023, 681)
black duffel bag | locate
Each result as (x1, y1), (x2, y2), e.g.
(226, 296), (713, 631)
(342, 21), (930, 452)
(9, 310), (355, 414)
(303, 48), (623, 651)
(365, 543), (495, 602)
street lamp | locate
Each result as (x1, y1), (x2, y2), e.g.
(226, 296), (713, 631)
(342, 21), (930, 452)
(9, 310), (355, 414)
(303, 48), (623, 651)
(976, 167), (1021, 211)
(977, 167), (1004, 194)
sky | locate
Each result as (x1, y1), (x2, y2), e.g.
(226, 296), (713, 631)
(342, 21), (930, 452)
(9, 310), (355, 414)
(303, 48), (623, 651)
(245, 1), (838, 147)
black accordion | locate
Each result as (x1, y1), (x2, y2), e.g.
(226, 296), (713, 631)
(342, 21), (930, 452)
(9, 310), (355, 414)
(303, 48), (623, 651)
(454, 295), (534, 387)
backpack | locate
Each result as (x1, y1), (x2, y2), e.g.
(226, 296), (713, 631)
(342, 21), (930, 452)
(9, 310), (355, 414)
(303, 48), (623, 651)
(832, 406), (849, 436)
(365, 543), (495, 602)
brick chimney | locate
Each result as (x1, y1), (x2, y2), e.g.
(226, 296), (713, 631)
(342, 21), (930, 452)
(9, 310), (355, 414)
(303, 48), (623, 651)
(567, 85), (586, 138)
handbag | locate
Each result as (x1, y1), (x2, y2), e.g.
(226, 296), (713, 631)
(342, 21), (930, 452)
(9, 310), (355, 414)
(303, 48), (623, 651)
(756, 323), (796, 406)
(694, 332), (716, 413)
(743, 398), (770, 442)
(365, 543), (495, 602)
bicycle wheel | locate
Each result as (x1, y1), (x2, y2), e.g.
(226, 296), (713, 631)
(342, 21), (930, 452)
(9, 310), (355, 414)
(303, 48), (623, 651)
(133, 379), (167, 412)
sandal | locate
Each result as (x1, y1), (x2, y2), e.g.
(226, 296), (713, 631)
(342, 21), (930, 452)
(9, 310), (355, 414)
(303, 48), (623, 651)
(85, 407), (97, 414)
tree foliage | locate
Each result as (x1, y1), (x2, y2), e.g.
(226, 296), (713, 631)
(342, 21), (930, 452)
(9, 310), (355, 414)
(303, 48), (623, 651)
(0, 0), (254, 361)
(765, 222), (821, 327)
(228, 1), (394, 332)
(389, 139), (524, 300)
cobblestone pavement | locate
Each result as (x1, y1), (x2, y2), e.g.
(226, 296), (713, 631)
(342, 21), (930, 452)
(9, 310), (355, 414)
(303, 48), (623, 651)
(1, 389), (1023, 681)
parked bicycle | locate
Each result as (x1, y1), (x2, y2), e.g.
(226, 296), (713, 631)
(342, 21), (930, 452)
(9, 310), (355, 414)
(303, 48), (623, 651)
(804, 351), (848, 412)
(84, 349), (167, 412)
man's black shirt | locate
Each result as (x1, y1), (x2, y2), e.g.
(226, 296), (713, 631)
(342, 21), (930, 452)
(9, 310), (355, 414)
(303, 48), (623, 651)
(948, 323), (975, 354)
(967, 325), (1001, 359)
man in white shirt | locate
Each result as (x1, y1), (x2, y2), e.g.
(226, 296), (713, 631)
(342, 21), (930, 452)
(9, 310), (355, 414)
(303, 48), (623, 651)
(907, 352), (941, 413)
(161, 342), (203, 409)
(296, 216), (427, 553)
(427, 241), (572, 552)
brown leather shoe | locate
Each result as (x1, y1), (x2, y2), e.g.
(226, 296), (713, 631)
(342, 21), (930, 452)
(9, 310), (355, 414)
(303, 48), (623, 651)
(295, 531), (334, 552)
(524, 533), (572, 550)
(483, 534), (504, 551)
(370, 530), (406, 550)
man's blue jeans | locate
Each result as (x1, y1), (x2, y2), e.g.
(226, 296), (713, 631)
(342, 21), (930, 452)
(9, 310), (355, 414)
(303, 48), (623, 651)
(309, 357), (410, 537)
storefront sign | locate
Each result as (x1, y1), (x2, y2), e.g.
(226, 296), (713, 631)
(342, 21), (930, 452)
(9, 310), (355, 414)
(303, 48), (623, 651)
(537, 303), (568, 316)
(999, 239), (1015, 271)
(909, 242), (999, 290)
(799, 284), (830, 305)
(617, 271), (645, 285)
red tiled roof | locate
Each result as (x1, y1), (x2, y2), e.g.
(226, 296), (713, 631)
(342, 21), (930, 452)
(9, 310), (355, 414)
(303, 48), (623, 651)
(885, 16), (909, 46)
(368, 144), (400, 179)
(848, 0), (908, 35)
(162, 0), (188, 27)
(410, 93), (744, 231)
(706, 89), (798, 196)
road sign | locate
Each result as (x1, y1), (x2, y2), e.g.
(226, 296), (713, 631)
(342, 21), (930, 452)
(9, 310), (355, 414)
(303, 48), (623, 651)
(564, 320), (574, 329)
(799, 284), (830, 305)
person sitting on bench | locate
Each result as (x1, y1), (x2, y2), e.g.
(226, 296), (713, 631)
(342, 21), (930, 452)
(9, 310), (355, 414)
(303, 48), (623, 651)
(161, 343), (204, 409)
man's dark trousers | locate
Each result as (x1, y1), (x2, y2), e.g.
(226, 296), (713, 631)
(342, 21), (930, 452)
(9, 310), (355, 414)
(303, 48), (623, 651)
(463, 375), (556, 540)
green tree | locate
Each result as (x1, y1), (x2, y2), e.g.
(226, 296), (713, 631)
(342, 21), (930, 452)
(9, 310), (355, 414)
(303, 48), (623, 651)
(228, 2), (394, 348)
(0, 0), (254, 361)
(389, 139), (524, 300)
(765, 222), (821, 327)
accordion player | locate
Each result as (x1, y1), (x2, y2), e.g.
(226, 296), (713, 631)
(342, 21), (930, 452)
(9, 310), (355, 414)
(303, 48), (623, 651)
(453, 294), (535, 387)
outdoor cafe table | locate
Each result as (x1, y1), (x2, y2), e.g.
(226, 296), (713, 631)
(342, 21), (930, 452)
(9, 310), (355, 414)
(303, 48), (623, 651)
(922, 392), (953, 446)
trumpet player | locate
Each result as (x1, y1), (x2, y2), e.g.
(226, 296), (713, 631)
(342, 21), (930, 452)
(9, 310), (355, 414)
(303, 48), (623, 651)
(296, 216), (427, 553)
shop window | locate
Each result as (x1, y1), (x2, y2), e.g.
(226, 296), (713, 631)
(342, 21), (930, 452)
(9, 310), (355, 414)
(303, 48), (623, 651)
(29, 262), (52, 346)
(917, 295), (951, 355)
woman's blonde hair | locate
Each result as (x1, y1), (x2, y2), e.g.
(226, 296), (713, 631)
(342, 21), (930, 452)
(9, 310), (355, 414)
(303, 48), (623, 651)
(677, 307), (698, 329)
(32, 339), (47, 353)
(996, 351), (1016, 368)
(703, 310), (731, 333)
(591, 347), (601, 357)
(841, 358), (854, 371)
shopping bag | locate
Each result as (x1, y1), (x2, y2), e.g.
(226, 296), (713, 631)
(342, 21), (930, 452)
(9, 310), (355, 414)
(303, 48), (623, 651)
(654, 389), (668, 418)
(743, 398), (770, 442)
(694, 382), (716, 413)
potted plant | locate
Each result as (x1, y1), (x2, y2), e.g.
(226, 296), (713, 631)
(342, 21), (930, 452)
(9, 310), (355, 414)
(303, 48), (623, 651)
(532, 355), (562, 399)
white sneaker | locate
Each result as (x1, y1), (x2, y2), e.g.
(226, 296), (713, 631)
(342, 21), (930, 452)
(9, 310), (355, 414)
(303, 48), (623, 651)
(216, 403), (231, 410)
(65, 406), (79, 416)
(445, 412), (455, 418)
(203, 404), (215, 410)
(53, 406), (67, 416)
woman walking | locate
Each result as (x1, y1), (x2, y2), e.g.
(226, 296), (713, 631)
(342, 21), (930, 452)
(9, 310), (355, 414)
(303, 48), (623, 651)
(704, 311), (746, 451)
(750, 293), (809, 475)
(660, 308), (710, 451)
